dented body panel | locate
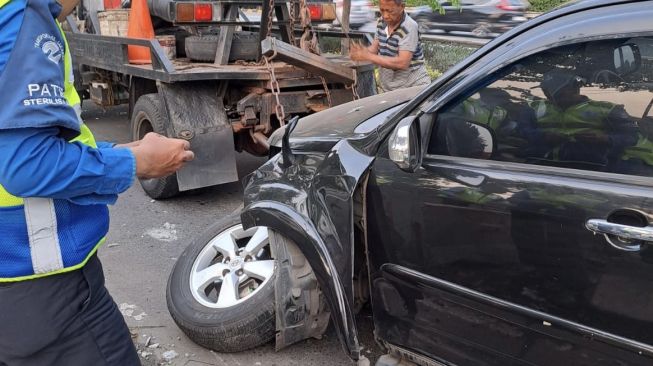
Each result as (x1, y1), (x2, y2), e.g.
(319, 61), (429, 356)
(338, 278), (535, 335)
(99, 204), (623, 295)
(241, 87), (426, 359)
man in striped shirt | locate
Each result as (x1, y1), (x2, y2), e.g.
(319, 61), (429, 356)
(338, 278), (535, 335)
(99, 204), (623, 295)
(350, 0), (430, 91)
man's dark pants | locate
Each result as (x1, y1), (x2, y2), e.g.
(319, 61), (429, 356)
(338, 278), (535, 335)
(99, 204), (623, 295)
(0, 254), (140, 366)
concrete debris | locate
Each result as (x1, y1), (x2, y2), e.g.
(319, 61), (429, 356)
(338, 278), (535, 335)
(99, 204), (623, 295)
(145, 223), (178, 242)
(144, 336), (152, 347)
(162, 350), (178, 362)
(107, 243), (120, 248)
(184, 353), (190, 358)
(140, 351), (153, 359)
(119, 303), (136, 317)
(148, 343), (159, 349)
(119, 303), (146, 321)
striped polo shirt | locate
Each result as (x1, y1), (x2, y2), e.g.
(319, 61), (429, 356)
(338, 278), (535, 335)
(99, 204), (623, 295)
(375, 12), (430, 91)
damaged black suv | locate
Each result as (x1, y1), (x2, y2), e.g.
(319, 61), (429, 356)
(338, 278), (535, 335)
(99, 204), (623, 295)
(167, 1), (653, 365)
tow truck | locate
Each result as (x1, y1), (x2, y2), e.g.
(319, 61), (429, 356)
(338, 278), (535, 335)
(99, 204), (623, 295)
(64, 0), (375, 198)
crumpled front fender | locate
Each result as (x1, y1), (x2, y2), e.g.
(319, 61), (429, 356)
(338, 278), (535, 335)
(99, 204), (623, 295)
(241, 140), (376, 361)
(241, 201), (361, 360)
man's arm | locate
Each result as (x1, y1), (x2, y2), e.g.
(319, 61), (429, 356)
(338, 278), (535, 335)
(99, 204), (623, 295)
(350, 43), (413, 70)
(0, 127), (134, 203)
(0, 127), (193, 203)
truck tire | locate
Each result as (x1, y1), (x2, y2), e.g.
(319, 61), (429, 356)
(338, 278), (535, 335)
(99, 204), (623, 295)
(185, 33), (260, 62)
(166, 213), (276, 352)
(130, 93), (180, 199)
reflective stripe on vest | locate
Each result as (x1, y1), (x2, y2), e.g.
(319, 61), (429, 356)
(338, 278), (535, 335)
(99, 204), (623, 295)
(460, 99), (507, 131)
(24, 197), (64, 273)
(622, 135), (653, 165)
(531, 100), (614, 137)
(0, 0), (9, 8)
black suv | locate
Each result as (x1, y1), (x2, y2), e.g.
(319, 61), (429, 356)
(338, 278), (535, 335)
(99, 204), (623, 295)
(167, 1), (653, 365)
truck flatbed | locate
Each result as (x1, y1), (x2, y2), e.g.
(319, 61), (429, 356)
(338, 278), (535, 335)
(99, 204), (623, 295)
(68, 33), (370, 86)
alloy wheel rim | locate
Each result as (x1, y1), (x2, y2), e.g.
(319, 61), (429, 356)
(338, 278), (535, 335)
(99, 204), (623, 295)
(189, 225), (274, 309)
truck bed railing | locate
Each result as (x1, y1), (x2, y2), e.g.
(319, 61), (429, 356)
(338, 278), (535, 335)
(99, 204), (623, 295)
(67, 33), (176, 73)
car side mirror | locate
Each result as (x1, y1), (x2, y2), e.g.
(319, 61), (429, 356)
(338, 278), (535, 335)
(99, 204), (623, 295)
(388, 116), (422, 172)
(614, 43), (641, 76)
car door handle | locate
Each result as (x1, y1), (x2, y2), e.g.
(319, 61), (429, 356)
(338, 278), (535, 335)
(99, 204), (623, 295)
(586, 219), (653, 251)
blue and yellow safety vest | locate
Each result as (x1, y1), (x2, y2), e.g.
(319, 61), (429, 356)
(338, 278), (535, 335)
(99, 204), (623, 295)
(622, 134), (653, 166)
(531, 99), (615, 138)
(0, 0), (108, 281)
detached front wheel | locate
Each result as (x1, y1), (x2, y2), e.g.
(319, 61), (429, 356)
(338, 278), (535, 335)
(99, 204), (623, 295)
(166, 213), (276, 352)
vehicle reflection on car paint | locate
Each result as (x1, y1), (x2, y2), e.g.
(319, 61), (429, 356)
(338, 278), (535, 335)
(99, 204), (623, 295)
(409, 0), (530, 38)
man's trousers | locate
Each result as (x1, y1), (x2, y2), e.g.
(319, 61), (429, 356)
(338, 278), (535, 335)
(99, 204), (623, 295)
(0, 254), (140, 366)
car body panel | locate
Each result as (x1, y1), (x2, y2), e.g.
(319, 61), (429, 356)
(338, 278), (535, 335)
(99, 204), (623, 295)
(367, 154), (653, 364)
(241, 0), (653, 362)
(242, 142), (375, 359)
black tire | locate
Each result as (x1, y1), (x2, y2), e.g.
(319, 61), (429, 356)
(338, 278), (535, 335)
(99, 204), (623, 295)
(166, 214), (276, 353)
(185, 33), (260, 62)
(130, 93), (180, 199)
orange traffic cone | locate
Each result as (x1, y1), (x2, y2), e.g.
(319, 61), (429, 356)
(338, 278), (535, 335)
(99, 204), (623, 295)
(127, 0), (155, 64)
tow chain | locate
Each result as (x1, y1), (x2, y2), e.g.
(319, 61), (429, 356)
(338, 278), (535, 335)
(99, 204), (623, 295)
(265, 0), (274, 42)
(298, 0), (319, 54)
(261, 0), (287, 125)
(288, 0), (296, 46)
(345, 70), (360, 100)
(334, 3), (360, 101)
(319, 76), (332, 107)
(264, 50), (286, 125)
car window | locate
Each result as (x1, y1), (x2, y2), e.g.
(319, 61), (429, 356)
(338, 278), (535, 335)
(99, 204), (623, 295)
(427, 36), (653, 177)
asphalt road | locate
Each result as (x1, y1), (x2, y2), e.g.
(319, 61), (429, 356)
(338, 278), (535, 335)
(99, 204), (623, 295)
(84, 103), (381, 366)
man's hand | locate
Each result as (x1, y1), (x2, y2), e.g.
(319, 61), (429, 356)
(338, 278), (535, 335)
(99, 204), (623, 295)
(129, 132), (195, 179)
(349, 42), (372, 62)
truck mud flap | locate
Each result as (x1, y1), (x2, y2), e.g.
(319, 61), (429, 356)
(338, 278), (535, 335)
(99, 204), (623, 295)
(158, 82), (238, 191)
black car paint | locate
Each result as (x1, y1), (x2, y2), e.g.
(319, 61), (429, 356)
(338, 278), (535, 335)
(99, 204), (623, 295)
(367, 154), (653, 364)
(242, 0), (653, 363)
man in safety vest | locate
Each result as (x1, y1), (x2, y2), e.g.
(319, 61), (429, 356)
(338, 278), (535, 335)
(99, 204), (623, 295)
(617, 116), (653, 175)
(531, 70), (637, 169)
(0, 0), (194, 364)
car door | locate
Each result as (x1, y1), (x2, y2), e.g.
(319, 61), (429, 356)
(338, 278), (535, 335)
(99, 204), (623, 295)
(365, 6), (653, 366)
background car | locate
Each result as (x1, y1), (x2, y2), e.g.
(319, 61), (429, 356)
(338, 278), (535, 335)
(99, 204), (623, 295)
(409, 0), (529, 37)
(333, 0), (375, 29)
(334, 0), (375, 29)
(167, 1), (653, 365)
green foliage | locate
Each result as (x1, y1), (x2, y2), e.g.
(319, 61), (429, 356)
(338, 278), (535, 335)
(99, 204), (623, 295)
(528, 0), (567, 12)
(426, 65), (442, 80)
(422, 41), (476, 74)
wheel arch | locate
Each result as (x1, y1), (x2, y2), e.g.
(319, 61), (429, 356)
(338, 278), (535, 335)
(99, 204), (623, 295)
(240, 201), (362, 361)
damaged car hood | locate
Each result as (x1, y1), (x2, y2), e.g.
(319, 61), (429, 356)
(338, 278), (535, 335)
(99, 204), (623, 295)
(269, 86), (425, 152)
